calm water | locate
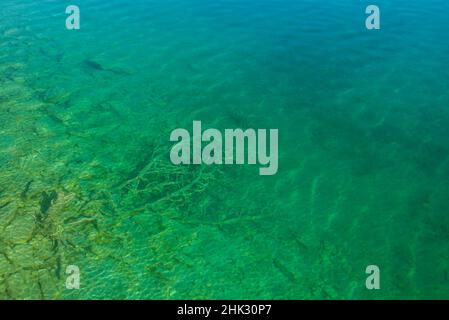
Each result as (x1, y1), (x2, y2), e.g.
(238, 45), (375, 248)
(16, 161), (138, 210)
(1, 0), (449, 299)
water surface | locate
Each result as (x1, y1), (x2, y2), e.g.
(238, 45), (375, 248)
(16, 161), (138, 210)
(1, 0), (449, 299)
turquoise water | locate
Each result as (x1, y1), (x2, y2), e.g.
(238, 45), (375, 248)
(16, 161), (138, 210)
(1, 0), (449, 299)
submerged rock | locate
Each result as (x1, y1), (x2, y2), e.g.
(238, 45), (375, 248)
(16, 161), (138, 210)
(39, 190), (58, 217)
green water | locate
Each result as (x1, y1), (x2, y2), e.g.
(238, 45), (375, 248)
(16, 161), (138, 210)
(1, 0), (449, 299)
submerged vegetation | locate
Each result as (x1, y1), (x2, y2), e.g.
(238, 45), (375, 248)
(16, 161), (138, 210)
(0, 37), (274, 298)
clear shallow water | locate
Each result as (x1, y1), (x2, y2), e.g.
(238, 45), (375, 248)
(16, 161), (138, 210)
(1, 0), (449, 299)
